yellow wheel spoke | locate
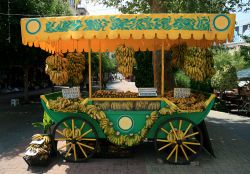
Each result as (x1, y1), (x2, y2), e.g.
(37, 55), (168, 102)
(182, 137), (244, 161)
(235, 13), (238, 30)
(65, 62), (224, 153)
(158, 142), (173, 151)
(72, 119), (75, 139)
(169, 122), (178, 140)
(63, 122), (69, 128)
(179, 120), (182, 131)
(65, 144), (74, 157)
(78, 142), (95, 150)
(73, 144), (77, 161)
(77, 129), (93, 140)
(54, 138), (71, 141)
(183, 123), (192, 137)
(175, 145), (178, 163)
(79, 122), (86, 132)
(77, 142), (88, 158)
(161, 127), (169, 135)
(183, 143), (197, 154)
(156, 139), (171, 143)
(184, 132), (199, 139)
(180, 145), (189, 161)
(78, 138), (96, 141)
(166, 145), (178, 160)
(183, 141), (201, 146)
(58, 142), (71, 150)
(56, 130), (65, 137)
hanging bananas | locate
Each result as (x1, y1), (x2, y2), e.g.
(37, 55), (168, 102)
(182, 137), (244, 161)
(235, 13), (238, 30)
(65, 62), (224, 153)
(66, 52), (85, 85)
(115, 44), (136, 77)
(45, 54), (69, 85)
(171, 45), (216, 82)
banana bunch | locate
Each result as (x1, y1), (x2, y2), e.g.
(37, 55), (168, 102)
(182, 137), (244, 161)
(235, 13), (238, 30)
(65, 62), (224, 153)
(115, 44), (136, 77)
(110, 102), (133, 110)
(171, 44), (187, 68)
(95, 101), (111, 110)
(85, 105), (106, 120)
(45, 54), (69, 85)
(62, 128), (81, 138)
(147, 102), (161, 110)
(166, 91), (207, 111)
(124, 134), (142, 146)
(26, 134), (52, 160)
(182, 47), (215, 81)
(159, 106), (179, 115)
(32, 134), (51, 145)
(66, 52), (85, 85)
(135, 101), (149, 110)
(93, 90), (138, 98)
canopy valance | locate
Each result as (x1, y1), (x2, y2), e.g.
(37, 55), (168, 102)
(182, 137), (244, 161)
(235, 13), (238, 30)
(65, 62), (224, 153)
(21, 13), (235, 53)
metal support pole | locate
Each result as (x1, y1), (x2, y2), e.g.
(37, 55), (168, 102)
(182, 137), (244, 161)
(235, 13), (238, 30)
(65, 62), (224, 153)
(161, 41), (165, 97)
(99, 52), (102, 90)
(88, 40), (92, 98)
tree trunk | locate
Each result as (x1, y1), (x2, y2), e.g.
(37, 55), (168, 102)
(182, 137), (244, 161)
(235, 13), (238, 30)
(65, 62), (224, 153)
(23, 65), (30, 103)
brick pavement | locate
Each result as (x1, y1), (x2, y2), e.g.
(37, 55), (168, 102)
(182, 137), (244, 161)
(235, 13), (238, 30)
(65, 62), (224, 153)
(0, 102), (250, 174)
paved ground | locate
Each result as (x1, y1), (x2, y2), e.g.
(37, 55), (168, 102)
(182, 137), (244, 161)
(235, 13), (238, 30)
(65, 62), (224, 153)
(0, 89), (250, 174)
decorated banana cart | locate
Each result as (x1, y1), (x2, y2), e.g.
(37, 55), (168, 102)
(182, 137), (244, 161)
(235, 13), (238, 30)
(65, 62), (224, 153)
(21, 13), (235, 164)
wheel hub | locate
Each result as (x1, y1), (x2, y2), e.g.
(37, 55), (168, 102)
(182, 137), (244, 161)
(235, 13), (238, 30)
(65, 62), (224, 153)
(176, 140), (182, 145)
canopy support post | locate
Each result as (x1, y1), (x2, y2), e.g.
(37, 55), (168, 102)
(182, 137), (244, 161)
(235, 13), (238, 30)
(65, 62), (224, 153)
(88, 40), (92, 98)
(161, 41), (165, 97)
(99, 52), (102, 90)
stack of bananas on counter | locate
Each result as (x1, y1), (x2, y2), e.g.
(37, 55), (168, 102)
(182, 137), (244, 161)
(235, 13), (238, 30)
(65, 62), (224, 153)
(24, 134), (51, 161)
(92, 90), (138, 98)
(166, 91), (207, 111)
(45, 54), (69, 85)
(66, 53), (85, 85)
(47, 97), (80, 112)
(115, 44), (137, 77)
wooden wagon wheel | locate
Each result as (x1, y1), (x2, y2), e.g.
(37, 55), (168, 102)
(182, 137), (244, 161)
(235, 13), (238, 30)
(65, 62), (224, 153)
(154, 117), (203, 165)
(52, 116), (98, 162)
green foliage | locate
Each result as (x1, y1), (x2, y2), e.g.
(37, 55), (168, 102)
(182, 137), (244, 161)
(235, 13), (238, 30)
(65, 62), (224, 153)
(134, 51), (154, 87)
(89, 0), (250, 13)
(174, 70), (191, 88)
(211, 64), (238, 91)
(32, 112), (53, 133)
(190, 79), (213, 92)
(240, 36), (250, 65)
(213, 49), (247, 71)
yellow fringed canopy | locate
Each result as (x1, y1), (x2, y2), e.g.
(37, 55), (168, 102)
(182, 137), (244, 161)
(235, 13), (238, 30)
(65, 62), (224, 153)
(20, 13), (235, 53)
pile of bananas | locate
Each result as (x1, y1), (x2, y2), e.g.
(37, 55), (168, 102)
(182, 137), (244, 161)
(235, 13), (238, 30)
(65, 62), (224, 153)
(66, 53), (85, 85)
(47, 97), (80, 113)
(183, 48), (215, 81)
(166, 91), (207, 111)
(115, 44), (137, 77)
(45, 54), (69, 85)
(92, 90), (138, 98)
(25, 134), (51, 161)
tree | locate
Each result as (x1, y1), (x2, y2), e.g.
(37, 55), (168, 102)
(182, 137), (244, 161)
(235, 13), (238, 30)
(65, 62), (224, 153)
(211, 64), (238, 96)
(0, 0), (72, 102)
(213, 49), (247, 71)
(240, 36), (250, 65)
(89, 0), (250, 92)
